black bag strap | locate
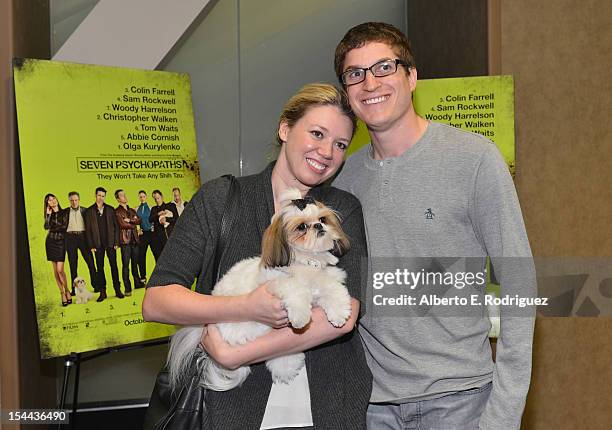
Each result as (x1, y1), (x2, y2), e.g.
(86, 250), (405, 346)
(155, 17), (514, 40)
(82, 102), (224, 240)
(212, 174), (241, 283)
(151, 175), (241, 430)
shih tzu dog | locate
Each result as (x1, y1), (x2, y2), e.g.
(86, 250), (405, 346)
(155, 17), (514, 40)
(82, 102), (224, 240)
(74, 277), (94, 304)
(167, 188), (352, 392)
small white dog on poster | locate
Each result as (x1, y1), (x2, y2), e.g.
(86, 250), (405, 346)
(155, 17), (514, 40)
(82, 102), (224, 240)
(167, 188), (353, 392)
(74, 277), (94, 304)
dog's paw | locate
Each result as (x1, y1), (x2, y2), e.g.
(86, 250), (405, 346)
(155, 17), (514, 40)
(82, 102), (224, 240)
(267, 354), (305, 384)
(286, 304), (312, 329)
(324, 304), (351, 327)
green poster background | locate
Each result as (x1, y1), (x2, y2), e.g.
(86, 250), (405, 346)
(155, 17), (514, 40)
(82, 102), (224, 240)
(14, 59), (200, 358)
(347, 75), (515, 175)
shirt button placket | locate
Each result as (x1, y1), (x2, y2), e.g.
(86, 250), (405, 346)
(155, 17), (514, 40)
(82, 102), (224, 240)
(381, 159), (393, 212)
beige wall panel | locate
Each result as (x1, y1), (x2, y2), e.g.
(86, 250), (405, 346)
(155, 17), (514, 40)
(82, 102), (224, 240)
(501, 0), (612, 257)
(523, 318), (612, 429)
(501, 1), (612, 429)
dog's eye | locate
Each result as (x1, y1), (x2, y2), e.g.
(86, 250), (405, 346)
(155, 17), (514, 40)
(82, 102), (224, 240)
(319, 217), (326, 224)
(297, 223), (308, 231)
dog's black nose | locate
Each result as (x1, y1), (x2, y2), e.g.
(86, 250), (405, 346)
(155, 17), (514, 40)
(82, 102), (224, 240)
(314, 223), (323, 231)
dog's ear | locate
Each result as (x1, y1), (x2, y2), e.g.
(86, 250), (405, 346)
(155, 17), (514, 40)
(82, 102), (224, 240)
(327, 211), (350, 257)
(261, 213), (291, 268)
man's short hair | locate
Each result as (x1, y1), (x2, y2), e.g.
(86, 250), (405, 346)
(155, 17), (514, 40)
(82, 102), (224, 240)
(68, 191), (79, 198)
(138, 190), (146, 195)
(114, 189), (124, 199)
(95, 187), (107, 195)
(152, 189), (162, 197)
(334, 22), (416, 84)
(172, 187), (180, 193)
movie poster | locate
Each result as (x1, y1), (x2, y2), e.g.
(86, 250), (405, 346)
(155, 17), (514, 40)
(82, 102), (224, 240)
(13, 59), (200, 358)
(348, 75), (515, 174)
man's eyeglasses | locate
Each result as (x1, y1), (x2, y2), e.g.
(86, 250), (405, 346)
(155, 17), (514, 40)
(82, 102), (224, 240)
(340, 59), (411, 86)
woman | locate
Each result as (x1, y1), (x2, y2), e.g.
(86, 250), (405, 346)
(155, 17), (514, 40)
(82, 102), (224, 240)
(142, 83), (372, 429)
(44, 193), (70, 306)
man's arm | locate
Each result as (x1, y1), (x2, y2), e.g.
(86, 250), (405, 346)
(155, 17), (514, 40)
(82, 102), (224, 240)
(167, 203), (179, 225)
(148, 207), (157, 225)
(110, 207), (120, 247)
(131, 209), (141, 226)
(115, 208), (132, 229)
(472, 146), (536, 430)
(83, 208), (94, 249)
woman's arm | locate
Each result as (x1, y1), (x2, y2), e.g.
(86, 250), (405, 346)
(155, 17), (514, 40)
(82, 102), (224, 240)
(201, 194), (368, 369)
(142, 282), (289, 327)
(201, 298), (360, 369)
(46, 210), (68, 232)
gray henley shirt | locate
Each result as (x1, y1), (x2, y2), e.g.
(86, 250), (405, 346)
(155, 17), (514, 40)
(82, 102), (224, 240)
(334, 121), (536, 430)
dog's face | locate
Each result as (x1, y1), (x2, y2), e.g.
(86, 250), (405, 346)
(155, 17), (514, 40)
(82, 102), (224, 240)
(73, 277), (86, 291)
(261, 189), (349, 268)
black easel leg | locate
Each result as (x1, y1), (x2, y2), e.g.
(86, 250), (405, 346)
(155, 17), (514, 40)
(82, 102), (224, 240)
(71, 353), (81, 430)
(58, 354), (75, 430)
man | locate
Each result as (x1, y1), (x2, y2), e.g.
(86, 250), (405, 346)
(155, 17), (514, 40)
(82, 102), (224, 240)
(148, 189), (178, 261)
(333, 22), (536, 430)
(171, 187), (188, 216)
(63, 191), (97, 294)
(136, 190), (152, 284)
(85, 187), (123, 302)
(115, 189), (143, 296)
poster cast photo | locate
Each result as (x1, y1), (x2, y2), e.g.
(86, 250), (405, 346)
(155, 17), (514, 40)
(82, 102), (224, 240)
(43, 187), (189, 306)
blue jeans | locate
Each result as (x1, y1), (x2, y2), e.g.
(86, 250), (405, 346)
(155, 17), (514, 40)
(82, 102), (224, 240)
(367, 382), (492, 430)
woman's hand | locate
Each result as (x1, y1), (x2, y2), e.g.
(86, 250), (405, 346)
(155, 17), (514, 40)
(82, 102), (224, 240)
(241, 281), (288, 328)
(46, 206), (52, 215)
(200, 324), (240, 369)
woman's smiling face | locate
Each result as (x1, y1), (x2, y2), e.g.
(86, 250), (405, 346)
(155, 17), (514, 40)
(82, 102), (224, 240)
(278, 104), (353, 188)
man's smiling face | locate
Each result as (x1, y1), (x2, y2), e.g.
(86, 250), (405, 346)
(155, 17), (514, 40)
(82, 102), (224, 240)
(343, 42), (417, 132)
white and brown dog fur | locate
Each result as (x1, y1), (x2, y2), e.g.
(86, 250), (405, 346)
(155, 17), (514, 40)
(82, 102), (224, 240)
(167, 188), (352, 392)
(74, 277), (94, 304)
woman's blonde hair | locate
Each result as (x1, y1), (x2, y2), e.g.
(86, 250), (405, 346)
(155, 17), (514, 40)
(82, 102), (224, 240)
(276, 83), (356, 145)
